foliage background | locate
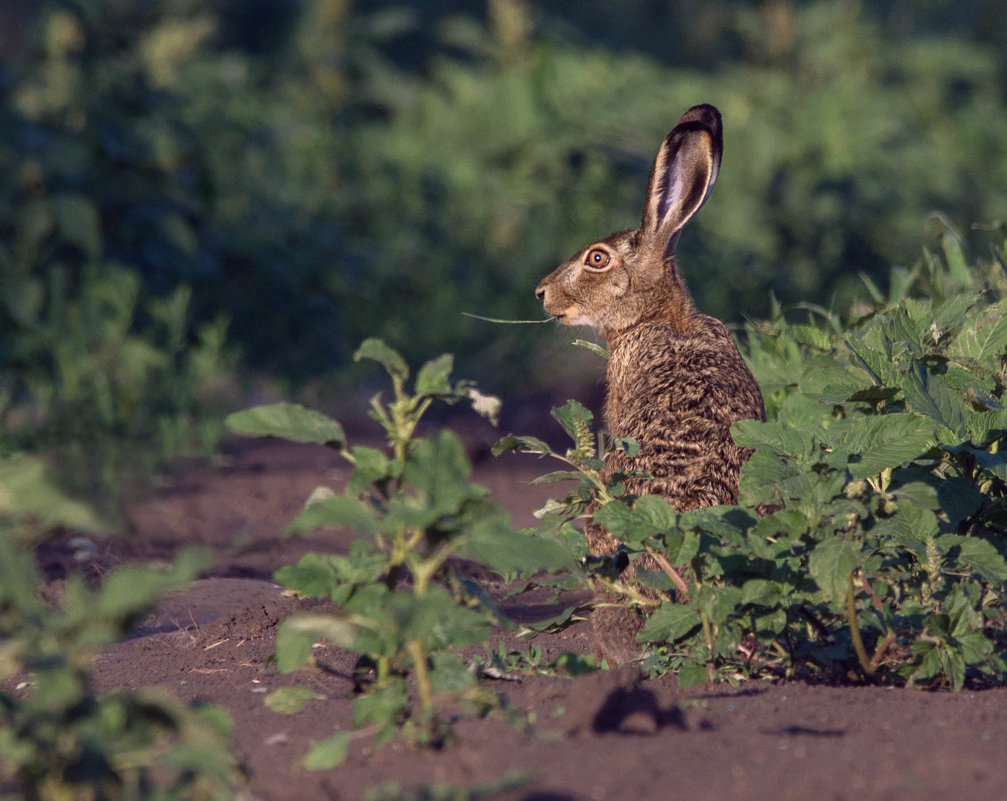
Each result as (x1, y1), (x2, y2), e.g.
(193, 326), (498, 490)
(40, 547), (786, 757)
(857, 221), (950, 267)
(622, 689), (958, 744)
(2, 0), (1007, 478)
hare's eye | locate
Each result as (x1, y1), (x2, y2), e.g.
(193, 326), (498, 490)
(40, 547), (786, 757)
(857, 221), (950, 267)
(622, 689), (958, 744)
(584, 248), (611, 270)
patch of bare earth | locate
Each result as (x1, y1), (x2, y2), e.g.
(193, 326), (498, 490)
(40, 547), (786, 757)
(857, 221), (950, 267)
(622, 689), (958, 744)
(42, 436), (1007, 801)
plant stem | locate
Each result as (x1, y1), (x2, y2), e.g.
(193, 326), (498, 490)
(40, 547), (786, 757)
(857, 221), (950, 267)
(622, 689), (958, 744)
(700, 610), (715, 686)
(406, 639), (433, 713)
(847, 573), (875, 676)
(649, 550), (690, 599)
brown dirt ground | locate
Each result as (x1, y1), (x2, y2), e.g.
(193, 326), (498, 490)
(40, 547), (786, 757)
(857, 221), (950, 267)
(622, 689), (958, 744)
(27, 433), (1007, 801)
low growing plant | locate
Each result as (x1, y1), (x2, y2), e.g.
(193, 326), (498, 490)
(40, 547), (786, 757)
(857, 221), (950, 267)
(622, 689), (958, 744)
(503, 227), (1007, 689)
(225, 339), (577, 767)
(0, 462), (239, 801)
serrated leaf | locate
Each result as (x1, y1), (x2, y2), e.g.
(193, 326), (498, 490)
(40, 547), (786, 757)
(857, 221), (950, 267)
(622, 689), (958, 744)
(845, 335), (899, 386)
(678, 506), (756, 541)
(807, 536), (858, 604)
(354, 338), (408, 381)
(936, 535), (1007, 582)
(788, 324), (833, 351)
(730, 418), (815, 461)
(871, 504), (939, 554)
(738, 450), (803, 506)
(225, 403), (346, 448)
(415, 353), (454, 396)
(550, 400), (594, 442)
(951, 301), (1007, 365)
(637, 603), (701, 644)
(302, 732), (351, 770)
(592, 495), (677, 546)
(966, 409), (1007, 447)
(901, 364), (967, 439)
(492, 435), (552, 456)
(825, 414), (936, 479)
(265, 685), (320, 715)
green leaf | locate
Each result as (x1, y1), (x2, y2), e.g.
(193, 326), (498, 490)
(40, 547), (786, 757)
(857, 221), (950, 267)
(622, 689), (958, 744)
(275, 546), (386, 602)
(637, 603), (701, 644)
(677, 661), (710, 688)
(403, 430), (473, 514)
(741, 579), (783, 607)
(265, 686), (320, 715)
(936, 535), (1007, 582)
(458, 528), (580, 580)
(951, 301), (1007, 365)
(827, 414), (936, 479)
(730, 418), (815, 461)
(354, 338), (409, 381)
(901, 365), (967, 440)
(807, 536), (858, 604)
(788, 324), (833, 351)
(302, 731), (351, 770)
(352, 680), (408, 735)
(284, 494), (380, 537)
(275, 613), (360, 672)
(225, 403), (346, 448)
(430, 651), (476, 694)
(415, 353), (454, 396)
(845, 335), (899, 386)
(966, 410), (1007, 448)
(957, 631), (994, 665)
(347, 446), (399, 494)
(550, 400), (594, 442)
(678, 506), (756, 541)
(592, 495), (677, 546)
(871, 504), (938, 557)
(491, 435), (553, 456)
(0, 454), (104, 535)
(937, 477), (984, 530)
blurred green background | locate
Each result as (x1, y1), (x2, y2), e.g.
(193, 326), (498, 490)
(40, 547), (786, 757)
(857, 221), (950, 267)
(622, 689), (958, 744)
(2, 0), (1006, 493)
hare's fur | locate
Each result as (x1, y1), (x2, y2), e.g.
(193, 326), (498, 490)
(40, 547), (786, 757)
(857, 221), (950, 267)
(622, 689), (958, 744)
(535, 104), (765, 664)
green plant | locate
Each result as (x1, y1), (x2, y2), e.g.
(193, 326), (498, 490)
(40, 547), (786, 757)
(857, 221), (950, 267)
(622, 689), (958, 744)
(225, 339), (576, 767)
(508, 226), (1007, 689)
(0, 469), (239, 801)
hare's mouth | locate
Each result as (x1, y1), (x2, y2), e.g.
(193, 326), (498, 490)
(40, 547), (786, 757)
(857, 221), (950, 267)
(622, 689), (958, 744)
(554, 307), (596, 328)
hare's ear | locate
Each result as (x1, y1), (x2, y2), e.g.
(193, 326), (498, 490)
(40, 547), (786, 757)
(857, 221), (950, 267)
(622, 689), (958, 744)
(640, 104), (722, 256)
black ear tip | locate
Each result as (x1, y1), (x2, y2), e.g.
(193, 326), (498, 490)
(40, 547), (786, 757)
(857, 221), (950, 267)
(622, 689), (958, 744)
(679, 103), (722, 134)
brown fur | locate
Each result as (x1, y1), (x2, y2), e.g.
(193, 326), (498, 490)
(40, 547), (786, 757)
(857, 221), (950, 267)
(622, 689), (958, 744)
(535, 104), (765, 665)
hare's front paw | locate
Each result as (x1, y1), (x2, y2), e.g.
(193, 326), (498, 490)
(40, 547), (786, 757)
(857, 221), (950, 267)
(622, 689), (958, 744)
(591, 601), (645, 666)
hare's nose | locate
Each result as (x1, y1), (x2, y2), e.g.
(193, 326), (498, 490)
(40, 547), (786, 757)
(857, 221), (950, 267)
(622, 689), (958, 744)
(535, 285), (546, 300)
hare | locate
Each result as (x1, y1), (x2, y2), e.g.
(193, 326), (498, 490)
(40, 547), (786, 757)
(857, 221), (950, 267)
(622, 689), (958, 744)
(535, 104), (765, 665)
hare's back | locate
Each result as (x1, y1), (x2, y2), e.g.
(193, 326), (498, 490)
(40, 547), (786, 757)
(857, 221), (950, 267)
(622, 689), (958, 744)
(606, 318), (763, 435)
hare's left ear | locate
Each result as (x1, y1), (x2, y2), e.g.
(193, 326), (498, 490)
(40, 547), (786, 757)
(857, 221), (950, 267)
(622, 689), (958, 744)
(640, 104), (722, 256)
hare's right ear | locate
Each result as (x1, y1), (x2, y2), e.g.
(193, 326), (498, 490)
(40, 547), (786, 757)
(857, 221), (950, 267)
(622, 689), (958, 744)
(640, 104), (723, 257)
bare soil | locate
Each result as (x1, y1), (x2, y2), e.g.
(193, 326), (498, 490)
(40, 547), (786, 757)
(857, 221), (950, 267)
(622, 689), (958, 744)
(35, 434), (1007, 801)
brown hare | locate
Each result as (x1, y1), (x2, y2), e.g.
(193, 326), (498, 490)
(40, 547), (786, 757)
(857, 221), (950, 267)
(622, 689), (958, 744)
(535, 104), (765, 665)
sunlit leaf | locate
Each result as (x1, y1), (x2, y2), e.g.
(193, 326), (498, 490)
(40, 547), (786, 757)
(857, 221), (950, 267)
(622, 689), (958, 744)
(225, 403), (345, 448)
